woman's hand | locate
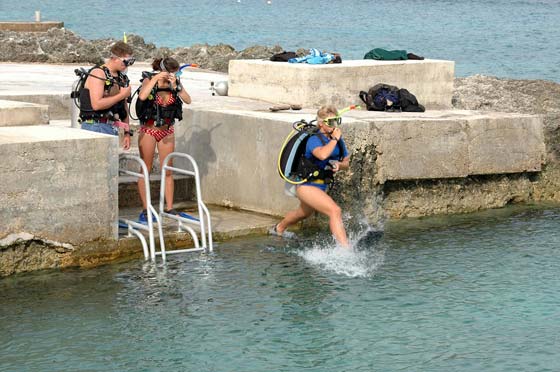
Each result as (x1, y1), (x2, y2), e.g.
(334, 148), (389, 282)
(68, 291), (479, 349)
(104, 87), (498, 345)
(330, 127), (342, 141)
(168, 73), (177, 89)
(328, 160), (341, 172)
(155, 71), (170, 84)
(122, 134), (130, 150)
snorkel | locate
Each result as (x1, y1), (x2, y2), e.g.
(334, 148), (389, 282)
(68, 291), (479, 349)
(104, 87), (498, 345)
(321, 104), (361, 127)
(175, 63), (199, 78)
(337, 104), (360, 117)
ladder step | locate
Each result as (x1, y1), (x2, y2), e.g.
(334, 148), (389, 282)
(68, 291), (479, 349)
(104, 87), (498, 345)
(155, 247), (205, 255)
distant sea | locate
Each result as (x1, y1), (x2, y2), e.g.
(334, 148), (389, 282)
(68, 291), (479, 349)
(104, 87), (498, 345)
(2, 0), (559, 81)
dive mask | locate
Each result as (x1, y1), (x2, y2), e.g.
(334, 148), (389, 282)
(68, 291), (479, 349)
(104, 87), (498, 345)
(323, 116), (342, 127)
(122, 57), (135, 67)
(113, 55), (135, 67)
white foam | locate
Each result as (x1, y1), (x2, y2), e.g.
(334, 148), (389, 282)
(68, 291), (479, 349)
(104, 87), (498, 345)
(297, 231), (386, 278)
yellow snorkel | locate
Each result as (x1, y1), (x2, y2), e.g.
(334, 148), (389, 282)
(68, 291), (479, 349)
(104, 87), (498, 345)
(337, 104), (361, 116)
(321, 105), (361, 127)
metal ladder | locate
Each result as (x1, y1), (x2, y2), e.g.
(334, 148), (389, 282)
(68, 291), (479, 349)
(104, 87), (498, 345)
(158, 152), (213, 261)
(118, 154), (165, 261)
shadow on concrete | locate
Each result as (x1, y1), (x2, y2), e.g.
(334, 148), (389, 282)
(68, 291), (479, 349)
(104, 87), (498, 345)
(178, 122), (222, 178)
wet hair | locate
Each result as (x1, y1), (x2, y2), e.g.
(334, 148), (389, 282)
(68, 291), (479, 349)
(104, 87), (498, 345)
(152, 57), (180, 72)
(317, 105), (338, 120)
(110, 41), (133, 57)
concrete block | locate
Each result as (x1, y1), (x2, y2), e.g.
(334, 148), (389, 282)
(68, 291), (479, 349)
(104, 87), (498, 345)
(177, 106), (544, 216)
(229, 59), (455, 109)
(361, 110), (545, 183)
(0, 94), (71, 120)
(0, 126), (118, 244)
(467, 113), (545, 174)
(175, 108), (300, 216)
(0, 21), (64, 32)
(372, 116), (469, 182)
(0, 99), (49, 126)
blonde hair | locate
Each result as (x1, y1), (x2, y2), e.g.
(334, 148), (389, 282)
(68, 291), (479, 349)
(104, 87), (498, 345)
(317, 105), (338, 120)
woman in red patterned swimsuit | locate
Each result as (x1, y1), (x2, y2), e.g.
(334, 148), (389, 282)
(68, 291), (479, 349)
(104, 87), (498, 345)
(135, 57), (192, 223)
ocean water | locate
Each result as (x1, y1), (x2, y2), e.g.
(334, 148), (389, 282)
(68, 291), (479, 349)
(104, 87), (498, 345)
(1, 205), (559, 371)
(1, 0), (560, 81)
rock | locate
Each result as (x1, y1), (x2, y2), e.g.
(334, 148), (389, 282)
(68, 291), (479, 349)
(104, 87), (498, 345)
(453, 74), (560, 115)
(0, 28), (296, 72)
(0, 232), (75, 277)
(237, 44), (284, 59)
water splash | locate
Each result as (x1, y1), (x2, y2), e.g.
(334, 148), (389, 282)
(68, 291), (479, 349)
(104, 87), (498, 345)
(297, 222), (386, 278)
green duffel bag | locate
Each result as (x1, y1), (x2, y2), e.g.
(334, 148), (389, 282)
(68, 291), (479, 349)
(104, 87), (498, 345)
(364, 48), (408, 60)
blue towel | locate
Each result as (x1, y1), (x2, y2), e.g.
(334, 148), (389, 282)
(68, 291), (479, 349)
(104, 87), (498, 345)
(289, 49), (335, 64)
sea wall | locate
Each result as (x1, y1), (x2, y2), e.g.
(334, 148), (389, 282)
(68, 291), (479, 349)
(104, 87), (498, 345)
(367, 76), (560, 219)
(1, 26), (560, 275)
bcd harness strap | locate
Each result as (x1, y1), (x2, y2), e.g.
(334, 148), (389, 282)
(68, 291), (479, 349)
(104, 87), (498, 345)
(296, 132), (344, 184)
(136, 84), (183, 127)
(76, 65), (129, 121)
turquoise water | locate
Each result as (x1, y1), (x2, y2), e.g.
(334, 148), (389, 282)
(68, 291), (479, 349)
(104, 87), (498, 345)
(1, 206), (559, 371)
(1, 0), (560, 81)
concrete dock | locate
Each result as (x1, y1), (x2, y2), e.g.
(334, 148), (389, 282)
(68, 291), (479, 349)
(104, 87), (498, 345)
(0, 60), (549, 275)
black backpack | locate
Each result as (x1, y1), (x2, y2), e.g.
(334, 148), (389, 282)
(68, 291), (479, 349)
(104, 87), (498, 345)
(398, 88), (425, 112)
(359, 84), (425, 112)
(359, 83), (399, 111)
(270, 51), (298, 62)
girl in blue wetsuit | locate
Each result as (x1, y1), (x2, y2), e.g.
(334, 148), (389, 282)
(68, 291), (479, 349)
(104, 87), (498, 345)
(272, 106), (351, 247)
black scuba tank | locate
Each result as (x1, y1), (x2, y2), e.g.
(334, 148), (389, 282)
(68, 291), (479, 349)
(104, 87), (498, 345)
(278, 120), (320, 183)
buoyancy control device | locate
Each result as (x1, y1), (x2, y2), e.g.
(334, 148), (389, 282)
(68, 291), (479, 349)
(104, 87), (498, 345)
(71, 65), (130, 121)
(278, 119), (344, 185)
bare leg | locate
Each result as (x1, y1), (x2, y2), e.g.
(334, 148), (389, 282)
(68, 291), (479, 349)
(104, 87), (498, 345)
(276, 199), (314, 233)
(137, 131), (157, 210)
(157, 133), (176, 211)
(295, 185), (349, 247)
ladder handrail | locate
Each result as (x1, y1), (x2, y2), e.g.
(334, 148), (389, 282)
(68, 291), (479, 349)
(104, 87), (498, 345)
(119, 154), (165, 260)
(159, 152), (213, 254)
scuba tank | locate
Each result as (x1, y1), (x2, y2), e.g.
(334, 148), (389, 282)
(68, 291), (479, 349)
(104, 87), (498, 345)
(278, 119), (323, 185)
(70, 66), (130, 122)
(277, 105), (361, 186)
(210, 81), (228, 96)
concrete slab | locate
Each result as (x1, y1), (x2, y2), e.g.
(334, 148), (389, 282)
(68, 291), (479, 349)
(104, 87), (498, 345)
(467, 113), (545, 174)
(229, 59), (455, 109)
(0, 99), (49, 126)
(0, 62), (228, 120)
(118, 203), (278, 247)
(177, 106), (544, 216)
(373, 117), (470, 181)
(0, 21), (63, 32)
(0, 125), (118, 244)
(354, 110), (545, 182)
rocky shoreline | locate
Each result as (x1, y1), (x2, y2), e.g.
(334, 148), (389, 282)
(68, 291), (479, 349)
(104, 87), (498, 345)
(0, 28), (289, 72)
